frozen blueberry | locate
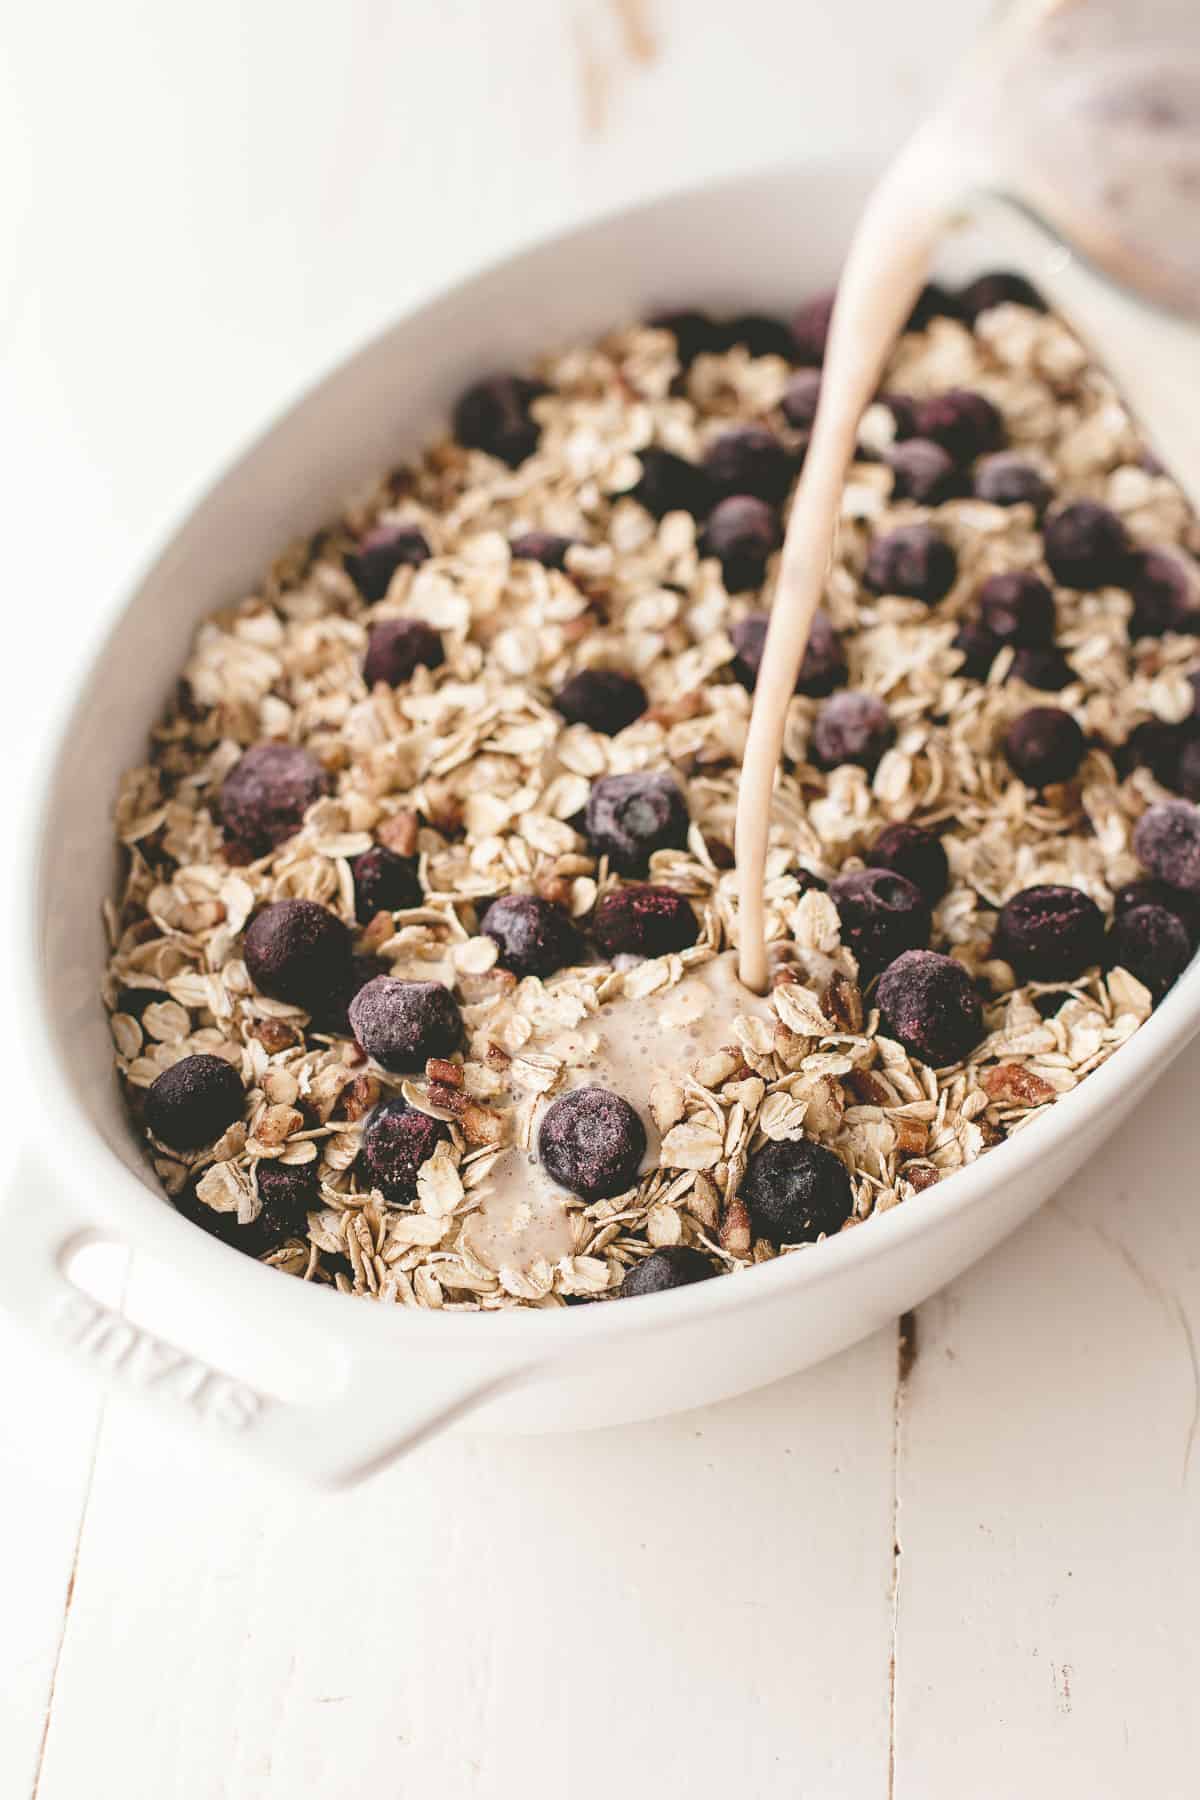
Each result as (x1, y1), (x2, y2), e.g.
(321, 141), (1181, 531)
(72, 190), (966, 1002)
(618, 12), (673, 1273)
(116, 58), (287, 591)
(811, 692), (895, 773)
(363, 618), (444, 689)
(703, 425), (795, 504)
(700, 495), (781, 591)
(906, 282), (962, 329)
(626, 446), (713, 520)
(1128, 548), (1197, 637)
(886, 439), (958, 504)
(868, 821), (950, 903)
(591, 884), (698, 957)
(864, 524), (957, 603)
(345, 523), (431, 602)
(829, 867), (931, 977)
(952, 619), (999, 681)
(453, 374), (544, 467)
(781, 368), (822, 429)
(881, 393), (920, 440)
(255, 1158), (320, 1234)
(876, 949), (984, 1065)
(351, 845), (422, 923)
(1120, 719), (1189, 789)
(1134, 801), (1200, 893)
(480, 894), (584, 978)
(1042, 501), (1131, 589)
(619, 1245), (715, 1298)
(649, 308), (726, 365)
(915, 389), (1005, 464)
(554, 668), (647, 735)
(728, 313), (797, 360)
(244, 899), (353, 1013)
(741, 1137), (852, 1247)
(145, 1054), (244, 1151)
(1113, 878), (1200, 943)
(1006, 647), (1074, 691)
(1003, 707), (1086, 787)
(359, 1097), (450, 1203)
(977, 571), (1057, 647)
(538, 1086), (646, 1201)
(1108, 903), (1191, 1003)
(993, 884), (1106, 980)
(729, 609), (846, 698)
(348, 977), (462, 1073)
(790, 290), (836, 364)
(973, 453), (1052, 512)
(585, 772), (690, 874)
(220, 742), (331, 857)
(510, 530), (575, 570)
(958, 270), (1046, 320)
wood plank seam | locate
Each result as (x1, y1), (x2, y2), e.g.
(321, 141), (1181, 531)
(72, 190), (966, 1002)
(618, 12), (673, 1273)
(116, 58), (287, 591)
(28, 1400), (106, 1800)
(888, 1310), (918, 1800)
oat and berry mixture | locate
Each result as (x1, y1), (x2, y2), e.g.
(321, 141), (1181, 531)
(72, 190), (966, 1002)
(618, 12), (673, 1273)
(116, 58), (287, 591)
(105, 277), (1200, 1307)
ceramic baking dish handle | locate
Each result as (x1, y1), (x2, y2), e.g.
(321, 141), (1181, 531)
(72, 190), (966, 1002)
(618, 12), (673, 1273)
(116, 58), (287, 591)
(0, 1146), (534, 1486)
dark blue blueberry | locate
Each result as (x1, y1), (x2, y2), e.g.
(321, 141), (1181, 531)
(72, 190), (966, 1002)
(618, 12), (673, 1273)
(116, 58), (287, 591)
(876, 950), (983, 1065)
(220, 742), (331, 857)
(1003, 707), (1086, 787)
(741, 1138), (852, 1246)
(244, 900), (353, 1013)
(554, 669), (647, 735)
(480, 894), (584, 978)
(619, 1246), (715, 1297)
(994, 884), (1106, 980)
(538, 1087), (646, 1201)
(865, 525), (957, 603)
(454, 375), (544, 467)
(145, 1054), (244, 1152)
(591, 885), (698, 957)
(348, 977), (462, 1072)
(359, 1098), (450, 1202)
(345, 523), (431, 602)
(1042, 501), (1131, 589)
(351, 845), (422, 923)
(829, 867), (931, 977)
(811, 693), (894, 773)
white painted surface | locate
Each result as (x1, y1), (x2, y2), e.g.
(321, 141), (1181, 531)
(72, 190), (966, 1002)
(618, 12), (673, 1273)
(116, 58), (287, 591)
(2, 1), (1198, 1795)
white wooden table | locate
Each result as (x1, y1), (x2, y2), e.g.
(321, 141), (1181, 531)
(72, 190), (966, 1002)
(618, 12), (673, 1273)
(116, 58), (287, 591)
(3, 3), (1198, 1794)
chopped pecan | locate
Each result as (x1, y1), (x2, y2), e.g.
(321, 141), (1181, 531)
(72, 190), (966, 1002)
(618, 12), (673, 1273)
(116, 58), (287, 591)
(376, 808), (420, 857)
(428, 1082), (468, 1115)
(460, 1102), (504, 1147)
(426, 1058), (463, 1089)
(893, 1116), (929, 1156)
(845, 1068), (893, 1107)
(905, 1164), (941, 1193)
(823, 968), (864, 1034)
(981, 1062), (1057, 1108)
(340, 1074), (381, 1122)
(644, 689), (705, 727)
(719, 1192), (752, 1257)
(249, 1018), (300, 1055)
(535, 874), (573, 910)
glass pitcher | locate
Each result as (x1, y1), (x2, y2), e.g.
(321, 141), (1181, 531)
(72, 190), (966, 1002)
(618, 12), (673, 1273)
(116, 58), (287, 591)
(946, 0), (1200, 497)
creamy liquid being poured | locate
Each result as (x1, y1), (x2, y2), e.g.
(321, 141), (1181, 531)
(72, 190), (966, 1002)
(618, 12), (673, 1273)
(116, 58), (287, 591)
(735, 0), (1200, 992)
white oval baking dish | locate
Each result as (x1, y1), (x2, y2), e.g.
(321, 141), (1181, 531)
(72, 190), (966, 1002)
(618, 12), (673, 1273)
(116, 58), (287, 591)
(6, 156), (1199, 1486)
